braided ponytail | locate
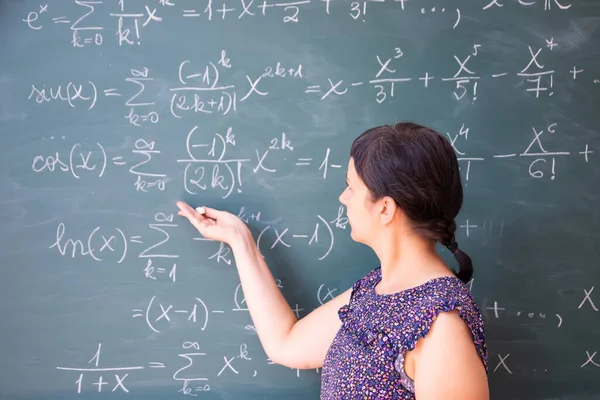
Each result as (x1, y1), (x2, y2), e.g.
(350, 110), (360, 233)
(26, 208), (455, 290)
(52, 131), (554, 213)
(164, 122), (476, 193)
(440, 220), (473, 284)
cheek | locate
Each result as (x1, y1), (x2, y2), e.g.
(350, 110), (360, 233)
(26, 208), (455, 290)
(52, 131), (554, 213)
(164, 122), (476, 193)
(345, 196), (363, 225)
(346, 193), (356, 213)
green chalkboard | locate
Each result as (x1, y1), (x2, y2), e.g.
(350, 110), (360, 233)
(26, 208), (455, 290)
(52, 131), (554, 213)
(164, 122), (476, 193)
(1, 0), (599, 399)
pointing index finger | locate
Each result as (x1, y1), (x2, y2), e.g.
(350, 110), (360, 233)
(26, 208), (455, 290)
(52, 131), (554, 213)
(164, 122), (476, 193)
(176, 201), (197, 217)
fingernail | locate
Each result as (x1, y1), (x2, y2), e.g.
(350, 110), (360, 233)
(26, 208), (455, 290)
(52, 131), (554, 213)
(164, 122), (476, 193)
(195, 207), (205, 214)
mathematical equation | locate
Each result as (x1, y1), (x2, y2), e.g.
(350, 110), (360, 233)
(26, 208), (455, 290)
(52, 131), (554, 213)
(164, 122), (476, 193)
(32, 121), (593, 198)
(308, 43), (595, 101)
(26, 41), (599, 117)
(48, 205), (510, 280)
(27, 52), (304, 119)
(125, 277), (332, 335)
(491, 347), (600, 376)
(484, 284), (600, 376)
(48, 204), (347, 279)
(449, 122), (593, 181)
(56, 342), (320, 395)
(32, 127), (341, 194)
(54, 282), (600, 395)
(24, 41), (597, 187)
(22, 0), (574, 48)
(485, 286), (600, 375)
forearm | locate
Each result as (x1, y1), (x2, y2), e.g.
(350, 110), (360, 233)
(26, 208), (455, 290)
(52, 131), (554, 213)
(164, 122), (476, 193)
(230, 232), (298, 363)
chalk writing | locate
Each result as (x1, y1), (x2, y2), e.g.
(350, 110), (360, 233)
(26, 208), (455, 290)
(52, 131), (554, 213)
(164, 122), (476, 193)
(132, 296), (218, 333)
(485, 301), (564, 328)
(56, 343), (164, 393)
(5, 1), (599, 398)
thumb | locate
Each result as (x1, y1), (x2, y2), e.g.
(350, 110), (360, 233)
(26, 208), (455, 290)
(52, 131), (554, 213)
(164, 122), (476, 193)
(180, 210), (213, 233)
(200, 206), (227, 220)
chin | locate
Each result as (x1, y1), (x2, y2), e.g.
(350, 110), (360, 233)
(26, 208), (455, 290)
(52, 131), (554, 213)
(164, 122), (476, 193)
(349, 229), (364, 244)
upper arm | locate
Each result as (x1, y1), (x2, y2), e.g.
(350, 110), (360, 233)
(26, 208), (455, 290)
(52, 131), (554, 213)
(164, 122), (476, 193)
(272, 286), (353, 369)
(412, 310), (489, 400)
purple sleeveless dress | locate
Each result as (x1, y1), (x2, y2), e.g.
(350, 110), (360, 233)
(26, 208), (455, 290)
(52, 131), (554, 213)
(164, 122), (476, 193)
(320, 266), (488, 399)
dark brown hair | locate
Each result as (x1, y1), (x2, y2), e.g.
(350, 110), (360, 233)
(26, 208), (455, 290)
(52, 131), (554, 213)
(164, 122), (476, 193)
(349, 121), (473, 283)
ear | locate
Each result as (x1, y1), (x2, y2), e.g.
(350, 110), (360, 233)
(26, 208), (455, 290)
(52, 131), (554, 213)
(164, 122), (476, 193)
(380, 196), (397, 224)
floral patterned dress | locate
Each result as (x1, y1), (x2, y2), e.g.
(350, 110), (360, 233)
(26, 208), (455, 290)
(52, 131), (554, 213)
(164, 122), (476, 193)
(320, 266), (488, 399)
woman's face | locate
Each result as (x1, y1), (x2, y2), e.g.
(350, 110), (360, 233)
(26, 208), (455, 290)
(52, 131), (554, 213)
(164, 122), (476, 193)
(338, 158), (378, 245)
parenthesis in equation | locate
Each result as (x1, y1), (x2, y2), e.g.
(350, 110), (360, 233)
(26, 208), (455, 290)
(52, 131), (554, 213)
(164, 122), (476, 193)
(69, 143), (81, 179)
(195, 298), (209, 331)
(116, 228), (127, 263)
(66, 82), (75, 108)
(209, 62), (219, 88)
(234, 284), (249, 312)
(178, 60), (189, 85)
(214, 133), (227, 161)
(317, 215), (333, 261)
(222, 162), (235, 199)
(185, 125), (201, 160)
(183, 163), (198, 195)
(88, 226), (102, 261)
(146, 295), (160, 333)
(170, 93), (182, 119)
(256, 226), (270, 259)
(556, 314), (562, 328)
(89, 81), (97, 110)
(97, 143), (107, 178)
(453, 9), (460, 29)
(317, 284), (337, 305)
(221, 91), (236, 115)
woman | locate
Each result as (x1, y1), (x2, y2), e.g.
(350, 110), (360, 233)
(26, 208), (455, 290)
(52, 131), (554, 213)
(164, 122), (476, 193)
(176, 122), (489, 399)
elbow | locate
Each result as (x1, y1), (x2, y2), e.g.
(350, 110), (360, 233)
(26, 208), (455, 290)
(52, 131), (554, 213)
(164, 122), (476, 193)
(266, 349), (320, 370)
(265, 348), (284, 366)
(263, 343), (289, 368)
(265, 348), (294, 369)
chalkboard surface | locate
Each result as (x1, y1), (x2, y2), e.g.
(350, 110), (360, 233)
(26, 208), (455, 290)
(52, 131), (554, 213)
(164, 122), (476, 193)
(1, 1), (599, 399)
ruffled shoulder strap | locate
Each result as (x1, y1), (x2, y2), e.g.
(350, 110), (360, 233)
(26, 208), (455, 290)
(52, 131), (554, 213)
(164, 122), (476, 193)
(392, 277), (488, 393)
(350, 266), (380, 299)
(337, 266), (381, 322)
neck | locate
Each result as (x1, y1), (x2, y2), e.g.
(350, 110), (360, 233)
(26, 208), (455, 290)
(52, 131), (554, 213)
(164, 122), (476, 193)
(370, 227), (451, 291)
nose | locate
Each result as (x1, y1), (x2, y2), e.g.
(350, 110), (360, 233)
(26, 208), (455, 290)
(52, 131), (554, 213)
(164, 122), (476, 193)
(338, 190), (346, 205)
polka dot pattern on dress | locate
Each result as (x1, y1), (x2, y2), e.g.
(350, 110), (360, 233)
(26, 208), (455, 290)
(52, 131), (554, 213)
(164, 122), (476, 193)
(320, 266), (488, 399)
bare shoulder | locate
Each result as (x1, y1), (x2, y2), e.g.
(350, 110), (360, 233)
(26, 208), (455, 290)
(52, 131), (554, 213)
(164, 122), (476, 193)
(412, 310), (489, 399)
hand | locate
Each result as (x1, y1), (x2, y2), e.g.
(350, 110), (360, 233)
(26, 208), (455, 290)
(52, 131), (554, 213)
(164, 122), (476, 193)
(176, 201), (251, 246)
